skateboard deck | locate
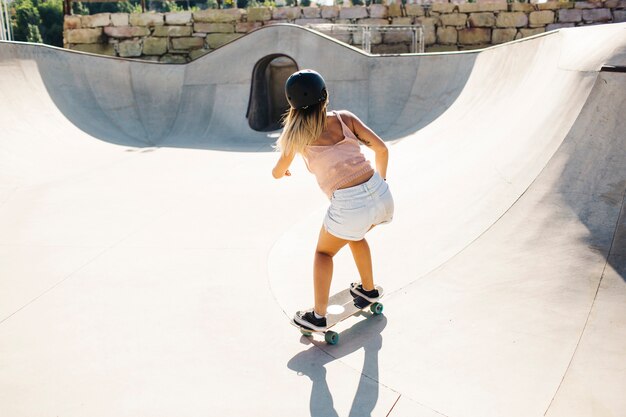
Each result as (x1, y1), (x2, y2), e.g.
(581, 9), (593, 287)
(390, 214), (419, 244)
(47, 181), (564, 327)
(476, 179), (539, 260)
(292, 285), (384, 345)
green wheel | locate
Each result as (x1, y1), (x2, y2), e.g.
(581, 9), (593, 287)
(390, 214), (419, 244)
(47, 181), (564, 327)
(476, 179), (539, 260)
(300, 329), (313, 337)
(325, 331), (339, 345)
(371, 302), (384, 315)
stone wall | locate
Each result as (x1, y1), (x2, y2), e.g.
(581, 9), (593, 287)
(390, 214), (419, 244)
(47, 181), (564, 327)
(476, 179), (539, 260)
(63, 1), (626, 61)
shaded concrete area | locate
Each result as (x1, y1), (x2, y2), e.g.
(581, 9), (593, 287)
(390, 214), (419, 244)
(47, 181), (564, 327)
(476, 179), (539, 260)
(0, 23), (625, 417)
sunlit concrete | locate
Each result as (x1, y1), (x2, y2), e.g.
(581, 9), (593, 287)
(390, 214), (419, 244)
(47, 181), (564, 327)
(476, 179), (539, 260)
(0, 23), (625, 417)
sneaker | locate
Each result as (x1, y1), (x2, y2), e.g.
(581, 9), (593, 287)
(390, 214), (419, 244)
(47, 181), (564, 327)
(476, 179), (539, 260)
(294, 311), (327, 331)
(350, 283), (380, 303)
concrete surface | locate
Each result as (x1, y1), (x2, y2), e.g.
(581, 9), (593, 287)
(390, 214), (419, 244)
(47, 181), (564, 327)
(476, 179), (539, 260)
(0, 23), (625, 416)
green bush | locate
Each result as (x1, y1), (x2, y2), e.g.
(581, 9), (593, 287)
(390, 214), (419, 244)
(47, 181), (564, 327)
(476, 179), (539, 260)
(13, 0), (41, 42)
(38, 0), (63, 46)
(26, 23), (43, 43)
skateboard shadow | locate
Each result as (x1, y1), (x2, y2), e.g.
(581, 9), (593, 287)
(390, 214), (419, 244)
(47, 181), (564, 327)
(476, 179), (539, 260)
(287, 314), (388, 417)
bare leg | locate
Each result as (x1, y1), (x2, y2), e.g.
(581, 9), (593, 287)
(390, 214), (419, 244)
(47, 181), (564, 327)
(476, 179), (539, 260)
(314, 226), (350, 316)
(348, 238), (374, 291)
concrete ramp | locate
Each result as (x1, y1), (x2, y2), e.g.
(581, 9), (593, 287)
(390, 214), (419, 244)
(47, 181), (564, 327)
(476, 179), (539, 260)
(0, 23), (625, 417)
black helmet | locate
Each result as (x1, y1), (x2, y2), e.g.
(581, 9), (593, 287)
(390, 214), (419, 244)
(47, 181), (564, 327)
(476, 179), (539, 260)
(285, 69), (328, 110)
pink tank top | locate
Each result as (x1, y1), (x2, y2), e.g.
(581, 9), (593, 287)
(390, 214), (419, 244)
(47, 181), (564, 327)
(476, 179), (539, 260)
(302, 111), (374, 198)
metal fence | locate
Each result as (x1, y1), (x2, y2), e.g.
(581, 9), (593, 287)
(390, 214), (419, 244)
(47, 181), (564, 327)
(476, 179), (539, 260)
(0, 0), (13, 41)
(306, 24), (424, 54)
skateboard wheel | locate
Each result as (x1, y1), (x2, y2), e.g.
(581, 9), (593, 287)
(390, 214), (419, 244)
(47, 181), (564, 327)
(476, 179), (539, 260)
(325, 331), (339, 345)
(371, 302), (384, 315)
(300, 329), (313, 337)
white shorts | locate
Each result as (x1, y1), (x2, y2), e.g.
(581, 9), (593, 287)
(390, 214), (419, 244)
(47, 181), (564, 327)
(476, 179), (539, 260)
(324, 172), (394, 241)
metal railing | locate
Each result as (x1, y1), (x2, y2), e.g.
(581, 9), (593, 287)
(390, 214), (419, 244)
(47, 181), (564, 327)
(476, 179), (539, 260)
(306, 24), (424, 54)
(0, 0), (13, 41)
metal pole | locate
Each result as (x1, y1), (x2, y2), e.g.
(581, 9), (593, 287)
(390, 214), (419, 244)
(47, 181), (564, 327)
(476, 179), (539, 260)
(0, 0), (5, 41)
(3, 0), (12, 41)
(0, 0), (11, 41)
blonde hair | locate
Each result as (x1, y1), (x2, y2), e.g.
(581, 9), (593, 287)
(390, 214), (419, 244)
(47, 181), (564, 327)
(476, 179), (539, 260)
(276, 100), (328, 156)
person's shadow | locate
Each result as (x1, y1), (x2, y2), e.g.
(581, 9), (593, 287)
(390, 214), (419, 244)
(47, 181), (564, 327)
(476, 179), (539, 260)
(287, 313), (387, 417)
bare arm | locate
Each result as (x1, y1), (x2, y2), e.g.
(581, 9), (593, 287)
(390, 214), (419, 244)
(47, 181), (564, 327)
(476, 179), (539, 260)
(272, 151), (295, 179)
(343, 111), (389, 180)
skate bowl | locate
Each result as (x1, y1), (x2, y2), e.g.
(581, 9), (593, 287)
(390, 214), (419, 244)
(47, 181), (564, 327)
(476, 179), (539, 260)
(0, 23), (625, 417)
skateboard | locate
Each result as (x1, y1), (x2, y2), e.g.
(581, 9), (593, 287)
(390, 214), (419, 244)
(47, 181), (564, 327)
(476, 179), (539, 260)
(292, 285), (384, 345)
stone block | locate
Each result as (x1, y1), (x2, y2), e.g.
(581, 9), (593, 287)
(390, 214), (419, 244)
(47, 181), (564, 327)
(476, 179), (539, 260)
(138, 56), (161, 62)
(104, 26), (150, 38)
(582, 8), (612, 22)
(459, 0), (506, 12)
(165, 12), (191, 25)
(393, 17), (413, 25)
(65, 28), (103, 44)
(143, 37), (168, 55)
(546, 22), (575, 31)
(111, 13), (129, 27)
(302, 7), (321, 18)
(189, 48), (210, 60)
(383, 30), (414, 43)
(273, 7), (301, 20)
(371, 43), (410, 54)
(193, 9), (244, 23)
(130, 13), (164, 27)
(64, 16), (81, 30)
(171, 36), (205, 50)
(604, 0), (619, 7)
(248, 7), (272, 21)
(369, 4), (388, 18)
(160, 54), (187, 64)
(529, 10), (555, 26)
(206, 33), (243, 48)
(388, 4), (403, 17)
(356, 18), (389, 25)
(118, 40), (142, 57)
(492, 28), (517, 43)
(437, 26), (457, 44)
(154, 25), (193, 37)
(405, 4), (425, 17)
(339, 6), (368, 20)
(317, 6), (337, 19)
(440, 13), (468, 27)
(558, 9), (582, 22)
(236, 21), (262, 32)
(416, 17), (437, 45)
(510, 3), (534, 13)
(82, 13), (110, 28)
(469, 12), (496, 27)
(496, 12), (528, 28)
(72, 43), (116, 56)
(193, 23), (234, 33)
(574, 1), (601, 9)
(614, 10), (626, 23)
(431, 2), (456, 13)
(354, 30), (382, 45)
(518, 27), (545, 38)
(537, 1), (561, 11)
(295, 18), (331, 25)
(476, 0), (507, 12)
(516, 28), (546, 39)
(458, 3), (480, 13)
(458, 27), (491, 44)
(557, 2), (576, 9)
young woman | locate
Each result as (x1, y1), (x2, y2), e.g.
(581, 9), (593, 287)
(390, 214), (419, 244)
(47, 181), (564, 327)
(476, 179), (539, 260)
(272, 69), (394, 331)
